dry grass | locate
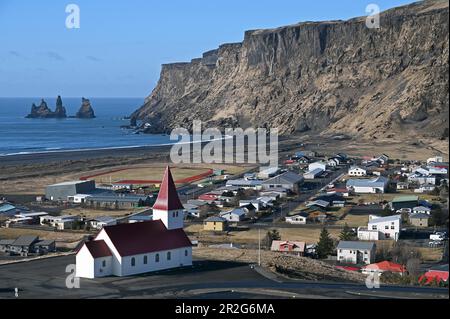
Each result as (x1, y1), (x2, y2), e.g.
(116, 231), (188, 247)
(61, 208), (138, 219)
(193, 247), (366, 282)
(186, 225), (341, 245)
(335, 214), (369, 227)
(417, 247), (444, 262)
(0, 227), (87, 243)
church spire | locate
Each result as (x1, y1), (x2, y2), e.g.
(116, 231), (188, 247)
(153, 166), (184, 211)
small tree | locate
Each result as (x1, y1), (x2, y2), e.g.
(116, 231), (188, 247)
(261, 229), (281, 249)
(339, 223), (356, 241)
(316, 228), (335, 259)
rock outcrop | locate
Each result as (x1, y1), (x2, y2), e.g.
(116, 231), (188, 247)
(131, 0), (449, 143)
(76, 98), (96, 119)
(26, 96), (67, 118)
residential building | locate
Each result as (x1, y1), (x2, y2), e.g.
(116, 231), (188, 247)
(85, 194), (154, 209)
(348, 166), (367, 177)
(361, 261), (406, 276)
(271, 241), (305, 256)
(346, 176), (389, 194)
(40, 215), (82, 230)
(337, 241), (376, 265)
(258, 167), (281, 179)
(304, 168), (324, 180)
(365, 215), (402, 241)
(413, 206), (432, 215)
(75, 166), (192, 278)
(309, 162), (327, 172)
(0, 235), (56, 256)
(239, 200), (264, 212)
(390, 195), (419, 211)
(419, 264), (449, 284)
(226, 179), (263, 190)
(46, 180), (96, 201)
(285, 212), (309, 225)
(219, 208), (246, 222)
(409, 213), (430, 227)
(261, 171), (304, 192)
(203, 216), (228, 232)
(89, 216), (117, 230)
(396, 182), (409, 190)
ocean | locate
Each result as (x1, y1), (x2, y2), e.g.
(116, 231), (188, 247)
(0, 97), (172, 156)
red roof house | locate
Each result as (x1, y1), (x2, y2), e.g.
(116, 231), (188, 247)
(362, 261), (406, 275)
(419, 264), (449, 285)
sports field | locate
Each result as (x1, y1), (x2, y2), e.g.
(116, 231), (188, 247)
(80, 166), (213, 184)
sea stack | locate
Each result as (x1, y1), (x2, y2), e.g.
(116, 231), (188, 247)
(26, 97), (67, 118)
(54, 95), (67, 118)
(76, 98), (96, 119)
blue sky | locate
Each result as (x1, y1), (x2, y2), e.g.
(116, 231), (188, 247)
(0, 0), (416, 98)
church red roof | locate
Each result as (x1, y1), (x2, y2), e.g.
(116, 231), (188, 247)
(153, 166), (184, 211)
(101, 220), (192, 257)
(84, 240), (112, 258)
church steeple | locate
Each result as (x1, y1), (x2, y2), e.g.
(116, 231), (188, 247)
(152, 166), (185, 230)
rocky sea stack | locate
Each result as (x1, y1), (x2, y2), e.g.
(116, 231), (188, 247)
(76, 98), (96, 119)
(26, 96), (67, 118)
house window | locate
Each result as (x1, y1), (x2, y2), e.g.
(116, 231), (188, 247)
(385, 225), (389, 230)
(185, 250), (188, 257)
(102, 260), (106, 267)
(372, 226), (377, 230)
(144, 255), (148, 264)
(155, 254), (160, 263)
(391, 226), (395, 230)
(167, 252), (171, 260)
(131, 257), (136, 267)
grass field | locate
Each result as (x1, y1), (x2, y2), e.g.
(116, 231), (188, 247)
(0, 227), (87, 243)
(185, 224), (341, 244)
(335, 214), (369, 227)
(61, 208), (138, 219)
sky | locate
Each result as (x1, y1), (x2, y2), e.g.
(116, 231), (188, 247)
(0, 0), (417, 98)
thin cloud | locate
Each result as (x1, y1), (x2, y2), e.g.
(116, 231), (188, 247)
(9, 50), (23, 58)
(86, 55), (102, 62)
(46, 51), (65, 61)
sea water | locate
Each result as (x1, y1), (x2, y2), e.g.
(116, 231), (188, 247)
(0, 97), (171, 156)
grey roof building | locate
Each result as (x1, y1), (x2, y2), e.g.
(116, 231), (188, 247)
(46, 180), (96, 201)
(337, 241), (376, 250)
(262, 171), (304, 191)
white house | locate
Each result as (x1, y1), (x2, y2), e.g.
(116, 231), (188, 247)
(239, 200), (263, 212)
(348, 166), (367, 177)
(285, 212), (309, 225)
(337, 241), (376, 265)
(76, 167), (192, 278)
(413, 206), (432, 215)
(427, 156), (443, 164)
(40, 215), (81, 230)
(220, 208), (246, 222)
(309, 162), (327, 172)
(68, 194), (91, 204)
(89, 216), (117, 230)
(359, 215), (402, 241)
(346, 176), (389, 194)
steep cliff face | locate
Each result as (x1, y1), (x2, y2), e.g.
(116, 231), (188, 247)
(132, 0), (449, 142)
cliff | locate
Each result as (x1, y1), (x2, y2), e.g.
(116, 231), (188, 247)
(26, 96), (67, 118)
(131, 0), (449, 143)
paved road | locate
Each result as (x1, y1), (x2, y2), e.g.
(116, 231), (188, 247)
(0, 256), (447, 299)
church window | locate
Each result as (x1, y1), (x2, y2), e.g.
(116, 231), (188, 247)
(167, 251), (171, 260)
(155, 254), (160, 262)
(131, 257), (136, 267)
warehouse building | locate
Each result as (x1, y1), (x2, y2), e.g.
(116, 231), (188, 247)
(45, 180), (96, 201)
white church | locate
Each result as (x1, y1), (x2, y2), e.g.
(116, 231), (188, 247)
(76, 166), (192, 278)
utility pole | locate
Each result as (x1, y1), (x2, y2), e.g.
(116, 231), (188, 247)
(258, 228), (261, 267)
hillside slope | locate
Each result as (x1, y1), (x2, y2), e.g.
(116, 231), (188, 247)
(131, 0), (449, 145)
